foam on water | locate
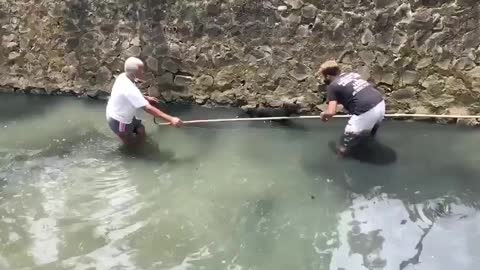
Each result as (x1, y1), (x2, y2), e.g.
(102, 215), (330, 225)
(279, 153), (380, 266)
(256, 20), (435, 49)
(1, 94), (480, 270)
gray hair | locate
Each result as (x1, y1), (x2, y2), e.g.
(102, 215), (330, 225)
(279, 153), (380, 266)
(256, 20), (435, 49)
(124, 57), (144, 76)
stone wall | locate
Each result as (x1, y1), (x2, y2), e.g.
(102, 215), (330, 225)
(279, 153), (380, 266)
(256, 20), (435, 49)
(1, 0), (480, 115)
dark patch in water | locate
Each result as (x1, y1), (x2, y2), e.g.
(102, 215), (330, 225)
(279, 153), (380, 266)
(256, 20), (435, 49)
(118, 140), (174, 162)
(347, 229), (387, 269)
(117, 137), (196, 166)
(0, 177), (6, 188)
(0, 94), (64, 122)
(328, 137), (398, 166)
(255, 198), (274, 217)
(236, 103), (309, 130)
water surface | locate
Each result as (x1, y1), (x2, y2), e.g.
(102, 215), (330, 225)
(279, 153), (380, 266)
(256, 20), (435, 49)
(1, 94), (480, 270)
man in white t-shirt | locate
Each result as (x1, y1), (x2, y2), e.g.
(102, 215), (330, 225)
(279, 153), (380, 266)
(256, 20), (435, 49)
(106, 57), (183, 145)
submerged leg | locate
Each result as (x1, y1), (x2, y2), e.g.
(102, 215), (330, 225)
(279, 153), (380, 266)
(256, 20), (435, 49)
(370, 101), (385, 138)
(370, 123), (381, 138)
(337, 132), (362, 157)
(108, 118), (136, 146)
(370, 123), (379, 137)
(334, 115), (362, 158)
(118, 132), (137, 147)
(133, 118), (147, 145)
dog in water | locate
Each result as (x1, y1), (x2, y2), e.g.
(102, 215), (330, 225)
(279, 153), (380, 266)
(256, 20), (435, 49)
(239, 102), (301, 125)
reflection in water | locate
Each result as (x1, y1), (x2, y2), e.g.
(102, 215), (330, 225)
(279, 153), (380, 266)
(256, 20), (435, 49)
(0, 94), (479, 269)
(27, 164), (66, 266)
(331, 192), (480, 270)
(331, 193), (422, 270)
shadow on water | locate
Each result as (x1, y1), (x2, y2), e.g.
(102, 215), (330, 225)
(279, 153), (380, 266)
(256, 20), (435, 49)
(301, 122), (480, 205)
(330, 137), (398, 166)
(302, 137), (397, 178)
(116, 137), (197, 166)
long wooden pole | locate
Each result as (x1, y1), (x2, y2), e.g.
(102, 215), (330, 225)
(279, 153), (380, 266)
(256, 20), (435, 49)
(153, 113), (480, 126)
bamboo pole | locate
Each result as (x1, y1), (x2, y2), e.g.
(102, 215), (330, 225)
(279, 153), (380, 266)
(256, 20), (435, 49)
(153, 113), (480, 126)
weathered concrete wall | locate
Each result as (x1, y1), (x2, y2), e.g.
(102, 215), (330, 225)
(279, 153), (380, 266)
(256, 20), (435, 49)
(1, 0), (480, 115)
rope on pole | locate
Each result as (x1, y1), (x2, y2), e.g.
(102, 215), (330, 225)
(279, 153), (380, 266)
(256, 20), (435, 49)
(153, 113), (480, 126)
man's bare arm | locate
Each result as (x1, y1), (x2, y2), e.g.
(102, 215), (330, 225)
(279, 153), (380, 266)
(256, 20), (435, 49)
(321, 101), (337, 121)
(143, 104), (182, 126)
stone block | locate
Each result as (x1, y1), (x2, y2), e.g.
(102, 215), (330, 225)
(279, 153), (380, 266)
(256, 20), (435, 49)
(158, 72), (174, 86)
(391, 57), (412, 69)
(197, 75), (214, 87)
(206, 1), (221, 16)
(296, 25), (311, 37)
(416, 57), (432, 70)
(373, 69), (395, 85)
(344, 0), (359, 8)
(148, 86), (160, 97)
(146, 56), (158, 72)
(422, 75), (445, 96)
(466, 67), (480, 89)
(435, 58), (451, 71)
(61, 65), (77, 80)
(358, 50), (376, 65)
(374, 0), (398, 8)
(376, 52), (391, 67)
(462, 29), (480, 49)
(2, 34), (15, 42)
(64, 52), (79, 66)
(195, 95), (209, 104)
(283, 0), (303, 9)
(357, 65), (371, 80)
(400, 70), (419, 86)
(289, 63), (310, 82)
(286, 14), (301, 26)
(96, 66), (112, 83)
(444, 77), (467, 95)
(162, 58), (179, 73)
(126, 46), (141, 57)
(131, 37), (141, 47)
(205, 24), (224, 37)
(301, 4), (317, 19)
(8, 52), (20, 60)
(454, 57), (475, 71)
(361, 29), (375, 45)
(392, 87), (416, 99)
(25, 53), (36, 62)
(80, 56), (98, 71)
(211, 90), (232, 104)
(174, 75), (194, 87)
(4, 41), (17, 48)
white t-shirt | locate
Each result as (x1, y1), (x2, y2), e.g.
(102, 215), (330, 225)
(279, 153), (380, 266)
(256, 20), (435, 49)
(106, 73), (149, 124)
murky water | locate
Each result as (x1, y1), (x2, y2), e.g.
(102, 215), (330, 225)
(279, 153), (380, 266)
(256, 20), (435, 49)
(1, 94), (480, 270)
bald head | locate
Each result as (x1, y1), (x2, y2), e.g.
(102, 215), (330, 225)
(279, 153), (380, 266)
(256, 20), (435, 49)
(124, 57), (144, 79)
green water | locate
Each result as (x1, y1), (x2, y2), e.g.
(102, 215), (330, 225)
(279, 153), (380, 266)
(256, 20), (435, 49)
(1, 94), (480, 270)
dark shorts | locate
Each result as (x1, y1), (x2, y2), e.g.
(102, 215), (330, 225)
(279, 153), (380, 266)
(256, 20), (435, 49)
(107, 117), (144, 138)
